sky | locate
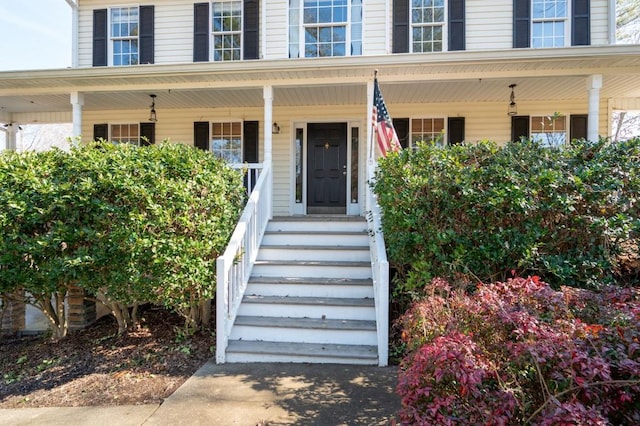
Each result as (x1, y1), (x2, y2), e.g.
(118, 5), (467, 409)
(0, 0), (72, 71)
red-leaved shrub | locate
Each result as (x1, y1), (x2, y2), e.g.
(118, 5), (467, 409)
(397, 277), (640, 424)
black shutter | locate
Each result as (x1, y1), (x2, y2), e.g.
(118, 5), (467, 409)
(511, 116), (530, 142)
(139, 6), (155, 64)
(392, 118), (410, 149)
(448, 0), (465, 51)
(448, 117), (465, 145)
(140, 122), (156, 146)
(570, 114), (588, 141)
(243, 0), (259, 60)
(93, 9), (108, 66)
(513, 0), (530, 48)
(243, 121), (259, 162)
(392, 0), (410, 53)
(194, 122), (210, 150)
(572, 0), (591, 46)
(194, 3), (210, 62)
(93, 124), (108, 141)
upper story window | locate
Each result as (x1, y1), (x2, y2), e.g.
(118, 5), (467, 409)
(411, 0), (446, 52)
(212, 1), (243, 61)
(531, 114), (566, 147)
(532, 0), (567, 47)
(194, 2), (259, 62)
(212, 122), (242, 163)
(289, 0), (362, 58)
(111, 7), (139, 66)
(513, 0), (589, 48)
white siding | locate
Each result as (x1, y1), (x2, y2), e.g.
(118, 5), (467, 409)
(264, 0), (288, 59)
(362, 1), (387, 55)
(591, 0), (610, 45)
(467, 0), (513, 51)
(79, 98), (610, 216)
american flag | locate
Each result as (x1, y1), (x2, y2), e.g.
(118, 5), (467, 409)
(372, 78), (401, 157)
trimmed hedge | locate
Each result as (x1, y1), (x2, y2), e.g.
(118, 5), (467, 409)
(373, 138), (640, 292)
(0, 143), (245, 337)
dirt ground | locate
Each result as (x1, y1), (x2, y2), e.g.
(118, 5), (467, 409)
(0, 306), (214, 408)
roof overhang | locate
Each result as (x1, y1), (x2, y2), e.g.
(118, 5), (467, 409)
(1, 45), (639, 117)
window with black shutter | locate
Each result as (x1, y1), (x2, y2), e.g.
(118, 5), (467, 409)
(244, 0), (259, 60)
(194, 3), (210, 62)
(93, 9), (108, 66)
(194, 121), (210, 150)
(139, 6), (155, 64)
(448, 117), (465, 145)
(392, 0), (410, 53)
(392, 118), (410, 149)
(511, 116), (530, 142)
(140, 122), (156, 146)
(448, 0), (465, 51)
(93, 123), (108, 141)
(513, 0), (530, 48)
(570, 115), (588, 141)
(572, 0), (591, 46)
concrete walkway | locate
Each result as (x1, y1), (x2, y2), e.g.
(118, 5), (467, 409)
(0, 362), (400, 426)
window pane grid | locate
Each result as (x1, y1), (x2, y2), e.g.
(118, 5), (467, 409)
(111, 7), (139, 66)
(212, 1), (242, 62)
(532, 0), (566, 47)
(531, 115), (567, 147)
(111, 124), (140, 145)
(411, 0), (445, 53)
(211, 121), (242, 163)
(411, 118), (445, 146)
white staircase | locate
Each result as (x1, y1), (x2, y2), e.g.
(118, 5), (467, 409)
(225, 216), (378, 365)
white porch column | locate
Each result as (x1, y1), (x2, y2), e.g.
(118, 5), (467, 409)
(70, 92), (84, 144)
(6, 123), (18, 151)
(263, 85), (273, 218)
(365, 80), (374, 212)
(587, 75), (603, 142)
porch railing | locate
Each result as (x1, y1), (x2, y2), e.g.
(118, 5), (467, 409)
(216, 162), (270, 364)
(366, 182), (389, 367)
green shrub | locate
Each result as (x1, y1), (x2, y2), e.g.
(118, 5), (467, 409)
(0, 143), (245, 337)
(373, 138), (640, 293)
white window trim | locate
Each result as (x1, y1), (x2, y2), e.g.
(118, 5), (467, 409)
(110, 122), (141, 146)
(108, 5), (140, 67)
(409, 116), (448, 147)
(290, 0), (359, 58)
(211, 0), (244, 62)
(530, 113), (568, 147)
(209, 119), (244, 163)
(531, 0), (571, 48)
(410, 1), (448, 53)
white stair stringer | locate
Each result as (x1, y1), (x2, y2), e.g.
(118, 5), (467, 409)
(225, 216), (378, 365)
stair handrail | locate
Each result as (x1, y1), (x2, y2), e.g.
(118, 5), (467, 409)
(216, 163), (271, 363)
(366, 179), (389, 367)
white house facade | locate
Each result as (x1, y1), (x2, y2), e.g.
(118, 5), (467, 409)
(1, 0), (639, 365)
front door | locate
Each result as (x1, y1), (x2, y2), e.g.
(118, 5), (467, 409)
(307, 122), (347, 214)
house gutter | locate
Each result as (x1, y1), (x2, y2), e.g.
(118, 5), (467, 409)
(64, 0), (79, 68)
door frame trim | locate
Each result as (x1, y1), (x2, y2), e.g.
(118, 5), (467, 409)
(290, 120), (362, 216)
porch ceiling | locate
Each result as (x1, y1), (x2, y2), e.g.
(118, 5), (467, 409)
(0, 45), (639, 117)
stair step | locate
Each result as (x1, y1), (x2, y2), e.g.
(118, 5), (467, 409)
(226, 340), (378, 365)
(230, 316), (377, 345)
(238, 295), (375, 320)
(234, 316), (376, 331)
(246, 277), (374, 298)
(257, 245), (370, 262)
(252, 260), (372, 279)
(262, 231), (369, 246)
(242, 295), (374, 307)
(268, 217), (367, 233)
